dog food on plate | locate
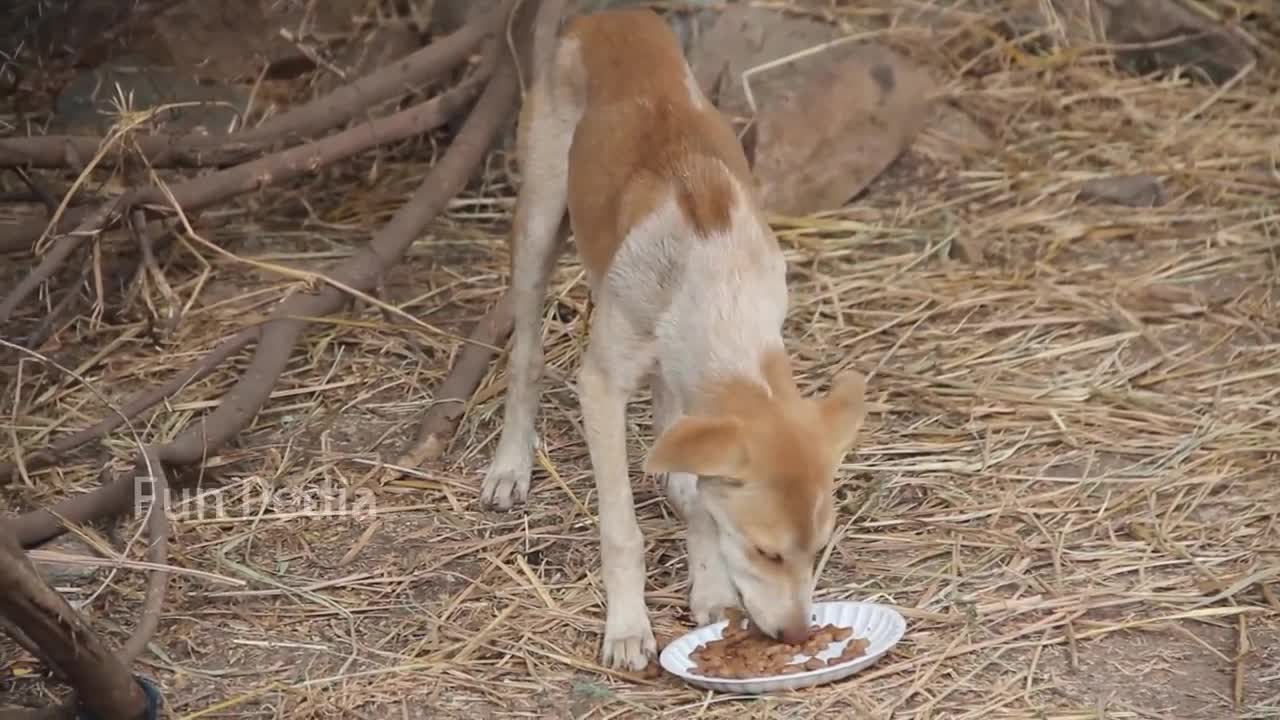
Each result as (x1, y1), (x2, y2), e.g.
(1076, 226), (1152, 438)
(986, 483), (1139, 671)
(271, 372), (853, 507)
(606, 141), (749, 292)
(688, 609), (871, 678)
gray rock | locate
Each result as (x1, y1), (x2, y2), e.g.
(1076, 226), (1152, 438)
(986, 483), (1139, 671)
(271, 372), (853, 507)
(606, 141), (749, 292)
(30, 533), (102, 587)
(52, 56), (250, 136)
(1008, 0), (1255, 86)
(151, 0), (356, 81)
(314, 21), (422, 95)
(687, 5), (847, 120)
(1079, 174), (1168, 207)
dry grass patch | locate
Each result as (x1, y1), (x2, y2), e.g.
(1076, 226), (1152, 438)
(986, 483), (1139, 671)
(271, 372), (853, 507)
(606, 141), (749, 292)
(2, 0), (1279, 718)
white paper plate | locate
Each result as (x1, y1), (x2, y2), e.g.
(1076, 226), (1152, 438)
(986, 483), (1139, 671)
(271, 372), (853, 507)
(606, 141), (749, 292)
(659, 601), (906, 694)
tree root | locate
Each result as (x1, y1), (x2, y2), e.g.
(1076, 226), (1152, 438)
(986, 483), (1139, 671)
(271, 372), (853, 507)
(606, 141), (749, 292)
(400, 290), (516, 467)
(1, 327), (258, 488)
(119, 446), (172, 664)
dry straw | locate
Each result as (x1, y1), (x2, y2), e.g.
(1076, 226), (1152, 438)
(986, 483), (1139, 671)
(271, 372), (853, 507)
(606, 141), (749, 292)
(2, 0), (1278, 718)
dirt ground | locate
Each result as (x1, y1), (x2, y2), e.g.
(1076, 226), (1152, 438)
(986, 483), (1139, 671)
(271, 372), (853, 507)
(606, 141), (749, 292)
(3, 1), (1280, 719)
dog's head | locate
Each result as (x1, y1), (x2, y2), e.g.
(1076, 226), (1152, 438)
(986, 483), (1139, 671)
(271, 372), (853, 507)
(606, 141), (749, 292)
(644, 357), (867, 643)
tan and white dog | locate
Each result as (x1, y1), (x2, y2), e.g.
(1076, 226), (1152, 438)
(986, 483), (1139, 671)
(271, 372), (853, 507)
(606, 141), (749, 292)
(480, 8), (868, 671)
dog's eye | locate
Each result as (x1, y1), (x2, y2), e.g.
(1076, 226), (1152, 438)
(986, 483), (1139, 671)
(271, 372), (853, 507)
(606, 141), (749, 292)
(755, 546), (783, 564)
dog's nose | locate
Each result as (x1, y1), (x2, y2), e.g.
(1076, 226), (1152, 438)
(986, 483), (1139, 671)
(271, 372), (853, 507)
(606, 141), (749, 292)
(780, 621), (810, 645)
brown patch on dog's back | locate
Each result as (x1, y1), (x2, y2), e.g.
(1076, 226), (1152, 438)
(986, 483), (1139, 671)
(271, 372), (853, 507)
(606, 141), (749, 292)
(676, 159), (737, 239)
(560, 9), (756, 281)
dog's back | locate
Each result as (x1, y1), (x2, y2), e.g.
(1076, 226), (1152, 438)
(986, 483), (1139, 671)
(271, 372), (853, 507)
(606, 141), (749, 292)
(552, 10), (762, 287)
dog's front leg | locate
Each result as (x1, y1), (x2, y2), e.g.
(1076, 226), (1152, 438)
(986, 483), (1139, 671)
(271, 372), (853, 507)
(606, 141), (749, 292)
(653, 376), (740, 625)
(579, 316), (656, 671)
(665, 473), (740, 625)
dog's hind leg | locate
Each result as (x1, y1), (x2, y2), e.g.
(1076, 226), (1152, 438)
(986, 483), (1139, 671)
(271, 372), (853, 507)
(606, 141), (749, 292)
(481, 67), (576, 510)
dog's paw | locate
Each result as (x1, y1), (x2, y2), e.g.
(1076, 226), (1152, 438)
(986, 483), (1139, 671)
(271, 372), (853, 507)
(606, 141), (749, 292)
(690, 567), (741, 626)
(601, 608), (657, 671)
(479, 456), (531, 510)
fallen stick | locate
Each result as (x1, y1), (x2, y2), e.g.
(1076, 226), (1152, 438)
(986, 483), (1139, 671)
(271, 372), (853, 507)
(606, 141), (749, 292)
(112, 447), (172, 664)
(14, 467), (136, 549)
(0, 614), (57, 677)
(0, 64), (492, 324)
(16, 448), (175, 661)
(400, 290), (516, 466)
(144, 40), (519, 472)
(11, 241), (92, 352)
(0, 200), (120, 326)
(3, 346), (176, 720)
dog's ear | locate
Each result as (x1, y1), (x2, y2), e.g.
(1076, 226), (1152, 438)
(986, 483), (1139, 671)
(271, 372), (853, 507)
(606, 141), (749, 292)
(644, 415), (748, 479)
(818, 370), (867, 459)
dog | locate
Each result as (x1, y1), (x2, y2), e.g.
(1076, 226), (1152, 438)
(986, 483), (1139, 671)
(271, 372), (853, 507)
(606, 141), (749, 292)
(479, 7), (868, 671)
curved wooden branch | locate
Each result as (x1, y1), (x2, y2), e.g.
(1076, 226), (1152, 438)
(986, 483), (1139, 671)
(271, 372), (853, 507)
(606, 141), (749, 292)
(120, 447), (171, 663)
(401, 291), (516, 465)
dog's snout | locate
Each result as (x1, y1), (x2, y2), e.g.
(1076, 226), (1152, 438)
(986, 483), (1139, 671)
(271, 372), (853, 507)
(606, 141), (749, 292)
(780, 620), (809, 645)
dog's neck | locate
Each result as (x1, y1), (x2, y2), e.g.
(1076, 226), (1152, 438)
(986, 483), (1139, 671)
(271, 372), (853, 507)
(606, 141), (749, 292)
(696, 346), (803, 420)
(654, 178), (791, 414)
